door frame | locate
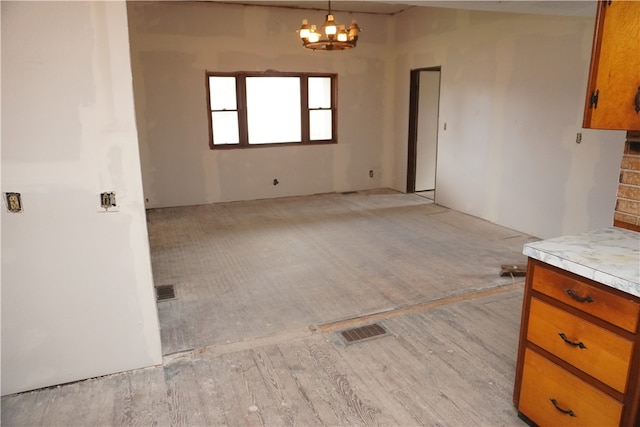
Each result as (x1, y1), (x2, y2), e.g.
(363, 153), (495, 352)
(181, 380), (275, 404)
(406, 66), (441, 193)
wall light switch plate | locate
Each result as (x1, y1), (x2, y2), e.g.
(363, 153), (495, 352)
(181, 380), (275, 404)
(5, 192), (23, 213)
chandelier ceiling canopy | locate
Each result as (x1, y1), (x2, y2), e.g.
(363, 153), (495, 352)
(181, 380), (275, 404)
(296, 1), (362, 51)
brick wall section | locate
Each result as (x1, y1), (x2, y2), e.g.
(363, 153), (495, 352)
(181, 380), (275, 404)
(614, 131), (640, 232)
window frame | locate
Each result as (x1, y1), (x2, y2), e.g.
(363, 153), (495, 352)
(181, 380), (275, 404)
(206, 71), (338, 149)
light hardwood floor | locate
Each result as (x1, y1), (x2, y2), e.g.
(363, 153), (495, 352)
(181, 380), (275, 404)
(2, 189), (536, 426)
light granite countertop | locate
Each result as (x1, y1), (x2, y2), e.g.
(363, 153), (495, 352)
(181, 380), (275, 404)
(523, 227), (640, 298)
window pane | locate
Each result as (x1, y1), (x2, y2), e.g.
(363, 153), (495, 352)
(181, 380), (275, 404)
(209, 76), (237, 110)
(211, 111), (239, 145)
(308, 77), (331, 109)
(246, 77), (301, 144)
(310, 110), (332, 140)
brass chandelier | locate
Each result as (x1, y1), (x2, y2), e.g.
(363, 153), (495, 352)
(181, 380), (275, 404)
(296, 1), (362, 51)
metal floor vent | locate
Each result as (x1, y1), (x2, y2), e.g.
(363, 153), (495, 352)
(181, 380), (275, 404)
(340, 323), (389, 345)
(155, 284), (176, 302)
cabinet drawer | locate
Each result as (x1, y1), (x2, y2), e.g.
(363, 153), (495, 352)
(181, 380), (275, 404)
(519, 348), (623, 427)
(531, 263), (640, 333)
(528, 297), (634, 393)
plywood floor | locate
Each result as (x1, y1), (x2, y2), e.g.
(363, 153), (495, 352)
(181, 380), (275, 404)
(2, 189), (536, 426)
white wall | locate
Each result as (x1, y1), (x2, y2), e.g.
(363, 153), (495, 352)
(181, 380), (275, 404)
(391, 7), (625, 239)
(1, 1), (162, 395)
(127, 1), (393, 208)
(130, 2), (625, 239)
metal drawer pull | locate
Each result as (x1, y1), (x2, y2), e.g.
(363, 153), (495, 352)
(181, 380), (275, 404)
(565, 289), (594, 303)
(558, 332), (587, 349)
(550, 399), (577, 417)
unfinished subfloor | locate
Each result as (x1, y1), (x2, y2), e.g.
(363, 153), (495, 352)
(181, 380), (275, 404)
(2, 189), (536, 425)
(148, 189), (535, 355)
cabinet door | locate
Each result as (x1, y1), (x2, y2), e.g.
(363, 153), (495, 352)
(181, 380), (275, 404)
(583, 1), (640, 131)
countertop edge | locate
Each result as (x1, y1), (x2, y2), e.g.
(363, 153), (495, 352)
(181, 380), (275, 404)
(523, 228), (640, 298)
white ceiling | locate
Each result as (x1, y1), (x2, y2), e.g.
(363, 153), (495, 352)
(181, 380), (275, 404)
(412, 1), (597, 17)
(211, 1), (598, 17)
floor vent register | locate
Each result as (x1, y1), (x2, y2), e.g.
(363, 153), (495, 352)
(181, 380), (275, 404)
(340, 323), (389, 345)
(155, 284), (176, 302)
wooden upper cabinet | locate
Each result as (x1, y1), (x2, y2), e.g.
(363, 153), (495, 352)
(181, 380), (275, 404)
(583, 1), (640, 131)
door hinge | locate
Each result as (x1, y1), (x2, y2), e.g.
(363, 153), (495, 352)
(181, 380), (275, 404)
(590, 89), (599, 109)
(602, 0), (612, 8)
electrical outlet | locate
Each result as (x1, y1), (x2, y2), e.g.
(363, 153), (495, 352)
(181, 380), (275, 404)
(369, 170), (374, 178)
(5, 192), (23, 213)
(100, 192), (117, 211)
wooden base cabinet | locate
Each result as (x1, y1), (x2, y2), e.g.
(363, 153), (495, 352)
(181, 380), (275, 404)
(513, 259), (640, 426)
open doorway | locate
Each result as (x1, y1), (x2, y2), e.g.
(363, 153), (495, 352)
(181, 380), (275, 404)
(407, 67), (441, 201)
